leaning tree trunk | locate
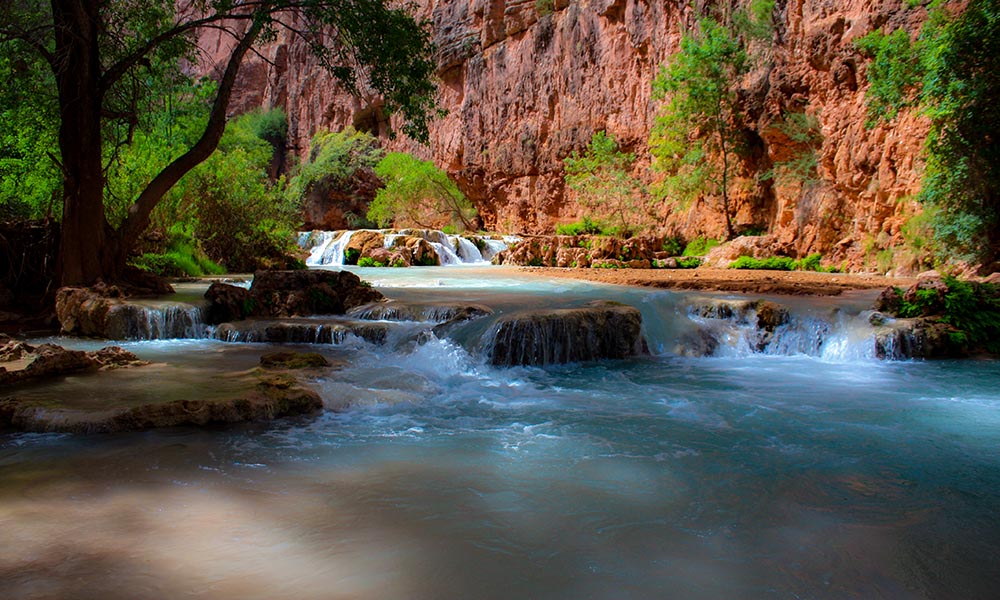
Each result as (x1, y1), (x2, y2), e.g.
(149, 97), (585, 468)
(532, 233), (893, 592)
(52, 0), (119, 286)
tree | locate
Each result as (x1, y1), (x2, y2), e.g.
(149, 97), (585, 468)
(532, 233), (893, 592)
(0, 0), (437, 286)
(562, 131), (651, 236)
(856, 0), (1000, 262)
(367, 152), (476, 231)
(650, 17), (748, 239)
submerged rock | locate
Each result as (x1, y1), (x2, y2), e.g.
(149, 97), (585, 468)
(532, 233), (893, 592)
(0, 374), (321, 434)
(259, 351), (331, 369)
(487, 300), (645, 366)
(0, 340), (148, 386)
(347, 300), (493, 324)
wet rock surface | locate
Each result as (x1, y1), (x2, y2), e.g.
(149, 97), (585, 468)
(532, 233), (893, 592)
(245, 269), (384, 317)
(0, 340), (148, 386)
(487, 301), (645, 366)
(0, 373), (322, 434)
(347, 300), (493, 324)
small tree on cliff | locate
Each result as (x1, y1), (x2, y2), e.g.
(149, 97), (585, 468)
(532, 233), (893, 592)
(650, 18), (748, 240)
(563, 131), (651, 236)
(368, 152), (477, 231)
(0, 1), (436, 286)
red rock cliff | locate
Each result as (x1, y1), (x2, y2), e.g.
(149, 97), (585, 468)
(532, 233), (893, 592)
(199, 0), (929, 268)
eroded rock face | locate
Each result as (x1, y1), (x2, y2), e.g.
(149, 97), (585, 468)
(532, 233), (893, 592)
(203, 0), (928, 270)
(486, 300), (645, 366)
(496, 235), (663, 267)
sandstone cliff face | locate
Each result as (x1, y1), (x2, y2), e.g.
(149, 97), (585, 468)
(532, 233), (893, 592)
(200, 0), (928, 270)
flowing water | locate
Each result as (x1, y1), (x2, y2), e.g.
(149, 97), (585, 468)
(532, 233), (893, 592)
(2, 267), (999, 599)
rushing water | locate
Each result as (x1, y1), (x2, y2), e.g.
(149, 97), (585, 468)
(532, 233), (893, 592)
(2, 267), (999, 599)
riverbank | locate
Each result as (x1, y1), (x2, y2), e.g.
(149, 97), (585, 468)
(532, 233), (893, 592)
(517, 266), (914, 296)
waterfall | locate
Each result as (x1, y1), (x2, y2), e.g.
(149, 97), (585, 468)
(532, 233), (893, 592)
(429, 241), (462, 265)
(670, 299), (887, 360)
(108, 303), (208, 340)
(298, 229), (519, 266)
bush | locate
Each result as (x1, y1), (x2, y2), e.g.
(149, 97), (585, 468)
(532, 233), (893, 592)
(795, 253), (822, 272)
(555, 216), (604, 236)
(661, 236), (684, 256)
(730, 256), (796, 270)
(129, 224), (224, 277)
(677, 257), (702, 269)
(368, 152), (476, 231)
(357, 256), (386, 267)
(682, 237), (720, 256)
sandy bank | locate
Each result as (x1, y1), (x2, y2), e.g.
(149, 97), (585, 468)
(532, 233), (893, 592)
(517, 267), (914, 296)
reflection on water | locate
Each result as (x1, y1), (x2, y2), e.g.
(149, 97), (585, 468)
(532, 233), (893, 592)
(2, 267), (999, 599)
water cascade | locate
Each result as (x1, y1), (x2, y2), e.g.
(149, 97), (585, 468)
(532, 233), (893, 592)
(106, 302), (207, 340)
(299, 229), (514, 266)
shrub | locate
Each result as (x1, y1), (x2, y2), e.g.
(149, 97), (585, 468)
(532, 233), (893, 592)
(730, 256), (796, 270)
(677, 257), (702, 269)
(661, 236), (684, 256)
(682, 237), (720, 256)
(357, 256), (386, 267)
(555, 216), (604, 236)
(368, 152), (476, 231)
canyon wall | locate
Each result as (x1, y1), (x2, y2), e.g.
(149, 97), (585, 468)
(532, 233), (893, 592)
(200, 0), (928, 269)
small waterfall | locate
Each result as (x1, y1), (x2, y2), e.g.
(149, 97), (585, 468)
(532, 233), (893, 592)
(480, 239), (508, 262)
(451, 236), (484, 263)
(671, 299), (887, 360)
(109, 303), (207, 340)
(429, 241), (462, 265)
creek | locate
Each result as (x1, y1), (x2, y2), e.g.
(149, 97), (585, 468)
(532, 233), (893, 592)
(2, 265), (999, 599)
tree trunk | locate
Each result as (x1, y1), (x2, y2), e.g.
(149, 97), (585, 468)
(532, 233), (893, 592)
(52, 0), (117, 286)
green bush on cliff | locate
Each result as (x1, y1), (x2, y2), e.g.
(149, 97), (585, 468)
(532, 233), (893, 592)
(894, 277), (1000, 352)
(682, 237), (720, 257)
(564, 132), (653, 237)
(367, 152), (477, 231)
(856, 0), (1000, 262)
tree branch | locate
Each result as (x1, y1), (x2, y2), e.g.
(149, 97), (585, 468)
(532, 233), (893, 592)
(118, 11), (268, 247)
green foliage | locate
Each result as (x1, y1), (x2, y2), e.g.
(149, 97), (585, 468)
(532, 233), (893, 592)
(285, 128), (383, 202)
(0, 50), (60, 219)
(730, 252), (831, 271)
(682, 237), (720, 257)
(733, 0), (777, 43)
(895, 277), (1000, 352)
(357, 256), (386, 267)
(368, 152), (476, 230)
(555, 216), (605, 236)
(730, 256), (796, 271)
(129, 224), (225, 277)
(344, 248), (361, 265)
(661, 236), (684, 256)
(107, 89), (299, 272)
(677, 257), (702, 269)
(535, 0), (555, 16)
(764, 112), (823, 185)
(651, 18), (748, 238)
(857, 0), (1000, 261)
(564, 132), (652, 236)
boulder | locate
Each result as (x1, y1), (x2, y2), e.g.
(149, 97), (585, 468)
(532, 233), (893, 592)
(345, 230), (385, 261)
(487, 300), (646, 366)
(873, 318), (967, 359)
(393, 236), (440, 266)
(204, 281), (252, 324)
(235, 269), (384, 318)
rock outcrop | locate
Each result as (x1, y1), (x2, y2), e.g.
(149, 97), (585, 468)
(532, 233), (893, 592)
(0, 340), (148, 386)
(203, 269), (385, 325)
(486, 300), (645, 366)
(203, 0), (930, 271)
(56, 285), (203, 339)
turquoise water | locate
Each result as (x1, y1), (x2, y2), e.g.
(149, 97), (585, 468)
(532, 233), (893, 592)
(1, 267), (998, 598)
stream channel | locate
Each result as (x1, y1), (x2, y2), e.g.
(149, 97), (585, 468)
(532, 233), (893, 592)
(2, 265), (999, 598)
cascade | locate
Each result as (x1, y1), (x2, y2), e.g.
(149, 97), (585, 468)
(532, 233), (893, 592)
(298, 229), (515, 266)
(110, 303), (208, 340)
(451, 236), (484, 262)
